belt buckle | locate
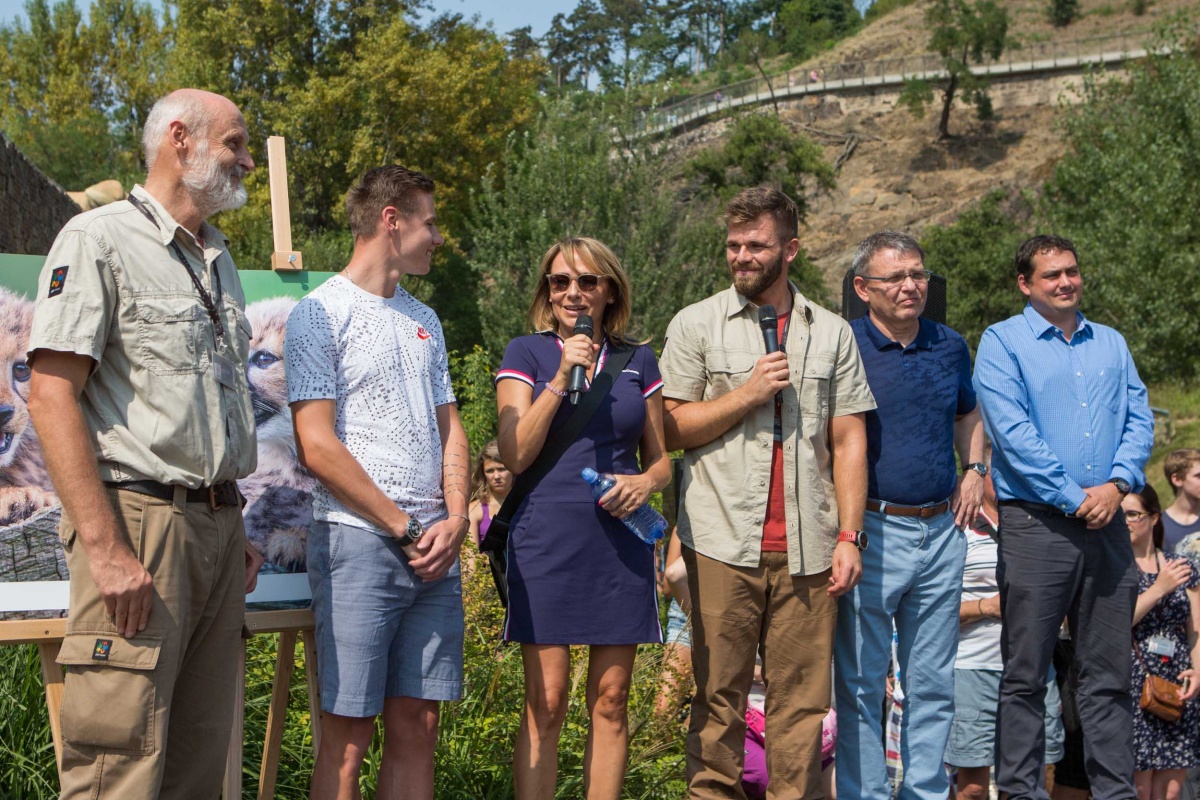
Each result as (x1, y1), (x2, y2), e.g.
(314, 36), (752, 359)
(207, 485), (218, 511)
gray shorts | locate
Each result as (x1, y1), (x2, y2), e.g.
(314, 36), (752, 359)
(307, 520), (464, 717)
(945, 667), (1064, 768)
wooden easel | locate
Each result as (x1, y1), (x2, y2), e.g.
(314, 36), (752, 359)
(0, 609), (321, 800)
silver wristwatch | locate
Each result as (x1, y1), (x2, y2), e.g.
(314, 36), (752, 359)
(399, 516), (424, 546)
(963, 462), (988, 478)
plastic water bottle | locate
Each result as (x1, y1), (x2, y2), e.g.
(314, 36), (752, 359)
(581, 467), (667, 545)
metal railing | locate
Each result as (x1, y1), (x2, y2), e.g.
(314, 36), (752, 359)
(635, 32), (1150, 135)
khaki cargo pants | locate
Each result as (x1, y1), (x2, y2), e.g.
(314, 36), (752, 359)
(57, 487), (246, 799)
(683, 547), (837, 800)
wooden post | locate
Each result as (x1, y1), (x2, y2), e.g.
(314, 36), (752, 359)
(257, 631), (297, 800)
(37, 642), (64, 773)
(223, 641), (247, 800)
(302, 629), (322, 758)
(267, 136), (303, 271)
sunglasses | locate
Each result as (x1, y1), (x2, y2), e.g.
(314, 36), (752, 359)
(545, 273), (607, 293)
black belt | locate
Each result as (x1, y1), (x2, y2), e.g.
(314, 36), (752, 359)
(106, 480), (242, 510)
(999, 499), (1077, 518)
(866, 499), (951, 518)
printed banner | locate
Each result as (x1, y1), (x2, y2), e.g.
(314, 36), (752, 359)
(0, 255), (334, 617)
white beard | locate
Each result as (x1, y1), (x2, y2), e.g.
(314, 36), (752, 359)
(182, 139), (248, 216)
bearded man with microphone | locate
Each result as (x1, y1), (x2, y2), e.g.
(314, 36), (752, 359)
(659, 186), (876, 800)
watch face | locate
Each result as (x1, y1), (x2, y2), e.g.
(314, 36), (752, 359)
(858, 529), (869, 551)
(405, 518), (423, 543)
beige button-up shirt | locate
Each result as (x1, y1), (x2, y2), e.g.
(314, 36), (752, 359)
(659, 284), (876, 576)
(29, 185), (257, 487)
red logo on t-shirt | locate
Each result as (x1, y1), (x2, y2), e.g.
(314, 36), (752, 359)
(416, 326), (432, 340)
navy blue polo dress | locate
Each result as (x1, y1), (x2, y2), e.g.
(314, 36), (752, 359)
(495, 332), (665, 645)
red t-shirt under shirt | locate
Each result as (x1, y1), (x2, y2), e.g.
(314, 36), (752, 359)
(762, 316), (787, 552)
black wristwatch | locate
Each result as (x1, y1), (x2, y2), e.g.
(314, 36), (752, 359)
(1109, 477), (1132, 496)
(963, 462), (988, 478)
(398, 516), (424, 546)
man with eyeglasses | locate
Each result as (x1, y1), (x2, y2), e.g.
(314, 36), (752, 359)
(833, 231), (985, 800)
(975, 234), (1153, 800)
(659, 186), (876, 799)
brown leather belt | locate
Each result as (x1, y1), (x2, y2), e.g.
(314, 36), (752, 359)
(866, 499), (950, 518)
(106, 480), (242, 510)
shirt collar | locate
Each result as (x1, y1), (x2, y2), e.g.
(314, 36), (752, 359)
(723, 281), (814, 324)
(129, 184), (230, 252)
(1022, 303), (1092, 341)
(861, 315), (940, 351)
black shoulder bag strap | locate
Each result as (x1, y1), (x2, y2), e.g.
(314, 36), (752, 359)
(479, 342), (637, 557)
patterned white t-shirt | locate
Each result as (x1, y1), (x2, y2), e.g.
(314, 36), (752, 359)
(284, 274), (455, 530)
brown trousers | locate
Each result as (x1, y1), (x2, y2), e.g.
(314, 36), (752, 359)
(684, 547), (836, 800)
(57, 487), (246, 800)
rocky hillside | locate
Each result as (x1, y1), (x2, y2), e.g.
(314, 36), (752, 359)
(670, 0), (1195, 286)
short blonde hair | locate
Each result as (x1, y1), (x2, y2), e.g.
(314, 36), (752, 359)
(527, 237), (639, 346)
(1165, 449), (1200, 496)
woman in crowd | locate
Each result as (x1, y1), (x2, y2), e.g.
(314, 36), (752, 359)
(468, 439), (513, 548)
(495, 237), (670, 800)
(1126, 484), (1200, 800)
(945, 471), (1064, 800)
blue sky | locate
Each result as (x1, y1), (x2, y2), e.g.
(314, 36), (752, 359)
(0, 0), (578, 36)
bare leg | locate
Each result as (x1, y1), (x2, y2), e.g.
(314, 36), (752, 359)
(583, 645), (637, 800)
(514, 645), (571, 800)
(378, 697), (440, 800)
(1151, 769), (1188, 800)
(1135, 770), (1152, 800)
(310, 711), (376, 800)
(653, 643), (692, 718)
(956, 766), (990, 800)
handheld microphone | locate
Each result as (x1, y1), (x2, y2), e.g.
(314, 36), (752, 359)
(568, 314), (594, 405)
(758, 305), (779, 354)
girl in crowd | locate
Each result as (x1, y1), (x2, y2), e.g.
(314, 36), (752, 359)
(495, 237), (670, 800)
(1126, 484), (1200, 800)
(468, 439), (513, 548)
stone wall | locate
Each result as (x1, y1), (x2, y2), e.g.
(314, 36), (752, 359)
(0, 132), (79, 256)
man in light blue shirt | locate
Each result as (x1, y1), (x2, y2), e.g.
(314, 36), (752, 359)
(975, 234), (1153, 800)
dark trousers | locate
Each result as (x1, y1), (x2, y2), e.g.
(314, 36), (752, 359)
(995, 504), (1138, 800)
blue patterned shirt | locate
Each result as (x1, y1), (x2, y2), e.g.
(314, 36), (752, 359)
(973, 304), (1154, 512)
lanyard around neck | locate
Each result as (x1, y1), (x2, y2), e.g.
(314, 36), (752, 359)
(127, 193), (227, 351)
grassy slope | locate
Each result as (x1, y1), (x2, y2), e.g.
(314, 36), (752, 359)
(1147, 385), (1200, 499)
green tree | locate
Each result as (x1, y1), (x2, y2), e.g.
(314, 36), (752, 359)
(1039, 36), (1200, 383)
(920, 189), (1030, 350)
(686, 113), (835, 206)
(897, 0), (1008, 140)
(1048, 0), (1079, 26)
(778, 0), (861, 59)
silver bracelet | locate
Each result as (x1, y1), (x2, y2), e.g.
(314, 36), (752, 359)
(449, 512), (470, 525)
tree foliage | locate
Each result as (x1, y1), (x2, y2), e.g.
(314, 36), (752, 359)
(920, 189), (1030, 351)
(1040, 35), (1200, 383)
(1048, 0), (1080, 27)
(897, 0), (1009, 140)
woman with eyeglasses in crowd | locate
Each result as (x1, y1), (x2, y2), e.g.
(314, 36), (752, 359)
(495, 237), (670, 800)
(1124, 484), (1200, 800)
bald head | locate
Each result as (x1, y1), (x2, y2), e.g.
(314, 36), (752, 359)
(141, 89), (244, 173)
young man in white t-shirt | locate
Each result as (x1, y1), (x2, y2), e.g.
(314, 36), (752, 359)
(285, 165), (470, 800)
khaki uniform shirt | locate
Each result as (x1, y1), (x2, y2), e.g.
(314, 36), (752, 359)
(659, 284), (876, 576)
(29, 185), (256, 487)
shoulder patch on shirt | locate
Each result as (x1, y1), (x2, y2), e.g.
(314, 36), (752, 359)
(48, 266), (68, 298)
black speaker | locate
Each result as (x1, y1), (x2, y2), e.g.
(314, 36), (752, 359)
(841, 269), (947, 325)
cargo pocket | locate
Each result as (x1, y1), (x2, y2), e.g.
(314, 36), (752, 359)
(56, 630), (163, 754)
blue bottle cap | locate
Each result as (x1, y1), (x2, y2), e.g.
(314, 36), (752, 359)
(581, 467), (599, 482)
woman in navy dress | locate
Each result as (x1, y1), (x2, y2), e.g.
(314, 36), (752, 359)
(495, 236), (670, 800)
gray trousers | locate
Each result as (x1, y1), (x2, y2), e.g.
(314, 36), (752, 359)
(995, 503), (1138, 800)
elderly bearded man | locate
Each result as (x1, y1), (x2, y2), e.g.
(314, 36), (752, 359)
(27, 89), (264, 799)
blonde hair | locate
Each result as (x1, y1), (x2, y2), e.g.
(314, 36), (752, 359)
(471, 440), (506, 504)
(527, 237), (641, 346)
